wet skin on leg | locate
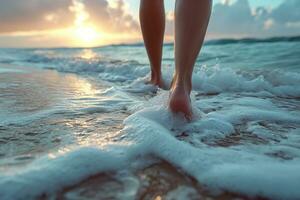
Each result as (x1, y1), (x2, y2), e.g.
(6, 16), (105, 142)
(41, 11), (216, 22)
(139, 0), (211, 119)
(140, 0), (165, 88)
(169, 0), (212, 119)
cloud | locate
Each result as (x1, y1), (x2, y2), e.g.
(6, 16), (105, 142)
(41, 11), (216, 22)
(0, 0), (299, 45)
(271, 0), (300, 23)
(83, 0), (139, 32)
(208, 0), (256, 37)
(207, 0), (300, 38)
(0, 0), (74, 33)
(0, 0), (138, 34)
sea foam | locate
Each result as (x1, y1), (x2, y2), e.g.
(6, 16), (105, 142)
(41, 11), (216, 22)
(1, 91), (300, 200)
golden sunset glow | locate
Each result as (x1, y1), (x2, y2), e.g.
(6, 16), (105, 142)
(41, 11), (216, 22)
(69, 0), (102, 46)
(0, 0), (141, 47)
(0, 0), (297, 48)
(79, 49), (97, 59)
(74, 25), (99, 44)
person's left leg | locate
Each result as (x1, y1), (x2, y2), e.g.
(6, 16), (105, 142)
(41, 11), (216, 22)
(139, 0), (165, 87)
(169, 0), (211, 119)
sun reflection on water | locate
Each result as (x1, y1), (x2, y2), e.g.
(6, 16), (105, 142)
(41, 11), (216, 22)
(78, 49), (98, 60)
(73, 79), (96, 96)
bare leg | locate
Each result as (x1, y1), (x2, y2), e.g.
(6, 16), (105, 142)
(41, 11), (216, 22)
(140, 0), (165, 88)
(169, 0), (211, 119)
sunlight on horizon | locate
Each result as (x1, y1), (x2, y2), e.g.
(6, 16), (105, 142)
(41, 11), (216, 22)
(73, 25), (102, 46)
(62, 0), (139, 47)
(70, 0), (104, 46)
(78, 49), (97, 59)
(0, 0), (295, 48)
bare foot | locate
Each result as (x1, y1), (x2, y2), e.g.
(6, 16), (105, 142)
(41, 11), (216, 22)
(169, 82), (192, 120)
(147, 74), (167, 89)
(149, 78), (164, 88)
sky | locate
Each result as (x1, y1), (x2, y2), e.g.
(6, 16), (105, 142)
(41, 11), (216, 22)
(0, 0), (299, 48)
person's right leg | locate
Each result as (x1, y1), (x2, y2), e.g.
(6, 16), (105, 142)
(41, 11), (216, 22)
(140, 0), (165, 88)
(169, 0), (211, 119)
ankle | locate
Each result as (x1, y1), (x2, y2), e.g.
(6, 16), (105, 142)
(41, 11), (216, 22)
(171, 74), (192, 93)
(151, 70), (161, 81)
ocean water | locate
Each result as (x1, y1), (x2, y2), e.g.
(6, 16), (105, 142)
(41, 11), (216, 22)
(0, 37), (300, 199)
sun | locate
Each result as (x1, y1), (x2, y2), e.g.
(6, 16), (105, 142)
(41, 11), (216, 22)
(74, 25), (99, 44)
(69, 0), (108, 47)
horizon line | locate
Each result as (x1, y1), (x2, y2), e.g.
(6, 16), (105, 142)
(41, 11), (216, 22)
(0, 35), (299, 50)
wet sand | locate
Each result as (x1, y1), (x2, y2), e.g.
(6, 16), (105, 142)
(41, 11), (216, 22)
(57, 161), (264, 200)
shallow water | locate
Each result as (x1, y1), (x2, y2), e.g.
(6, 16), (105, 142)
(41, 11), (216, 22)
(0, 38), (300, 200)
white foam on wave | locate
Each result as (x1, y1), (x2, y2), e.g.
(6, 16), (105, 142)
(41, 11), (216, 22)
(114, 64), (300, 98)
(123, 100), (300, 198)
(203, 96), (300, 125)
(1, 91), (300, 200)
(121, 65), (300, 98)
(11, 46), (300, 98)
(192, 66), (300, 97)
(0, 147), (131, 200)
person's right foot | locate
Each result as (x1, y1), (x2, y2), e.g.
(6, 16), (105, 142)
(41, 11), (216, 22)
(169, 81), (192, 120)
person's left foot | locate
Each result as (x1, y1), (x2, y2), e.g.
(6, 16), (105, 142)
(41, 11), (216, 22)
(169, 81), (192, 120)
